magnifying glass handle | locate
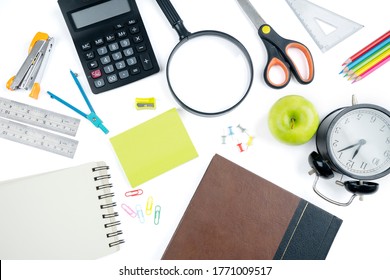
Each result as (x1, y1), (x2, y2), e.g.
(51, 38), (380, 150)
(156, 0), (191, 40)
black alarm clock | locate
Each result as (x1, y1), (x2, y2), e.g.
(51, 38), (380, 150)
(308, 97), (390, 206)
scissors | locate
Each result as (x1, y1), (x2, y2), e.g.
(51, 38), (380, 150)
(237, 0), (314, 89)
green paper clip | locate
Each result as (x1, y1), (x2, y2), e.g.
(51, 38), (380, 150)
(154, 205), (161, 225)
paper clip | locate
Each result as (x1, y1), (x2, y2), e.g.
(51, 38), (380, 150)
(145, 196), (154, 216)
(135, 97), (156, 110)
(125, 189), (143, 197)
(121, 204), (137, 218)
(135, 204), (145, 223)
(154, 205), (161, 225)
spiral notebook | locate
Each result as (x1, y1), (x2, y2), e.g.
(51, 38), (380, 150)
(0, 161), (124, 259)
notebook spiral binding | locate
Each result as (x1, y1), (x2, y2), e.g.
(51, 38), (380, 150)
(93, 165), (125, 248)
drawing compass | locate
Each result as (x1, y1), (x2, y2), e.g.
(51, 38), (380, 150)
(47, 70), (109, 134)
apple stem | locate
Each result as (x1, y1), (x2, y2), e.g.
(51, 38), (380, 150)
(291, 118), (296, 129)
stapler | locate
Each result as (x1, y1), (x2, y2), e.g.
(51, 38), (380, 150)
(6, 32), (54, 99)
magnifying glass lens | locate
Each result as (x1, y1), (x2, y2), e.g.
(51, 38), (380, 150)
(168, 34), (252, 114)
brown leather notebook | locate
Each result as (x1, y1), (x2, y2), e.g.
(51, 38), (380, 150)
(162, 154), (342, 260)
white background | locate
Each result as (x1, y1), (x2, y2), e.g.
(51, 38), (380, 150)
(1, 0), (389, 278)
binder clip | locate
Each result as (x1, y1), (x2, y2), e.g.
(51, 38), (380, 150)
(6, 32), (54, 99)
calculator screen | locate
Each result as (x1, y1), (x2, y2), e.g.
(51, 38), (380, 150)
(71, 0), (131, 29)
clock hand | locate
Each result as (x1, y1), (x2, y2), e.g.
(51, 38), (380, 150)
(352, 139), (367, 159)
(338, 141), (361, 152)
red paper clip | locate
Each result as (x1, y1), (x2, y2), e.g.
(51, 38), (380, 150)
(125, 189), (143, 197)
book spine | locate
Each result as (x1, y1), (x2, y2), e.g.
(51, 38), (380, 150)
(92, 165), (125, 248)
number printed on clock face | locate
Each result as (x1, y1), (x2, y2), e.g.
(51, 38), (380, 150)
(329, 108), (390, 178)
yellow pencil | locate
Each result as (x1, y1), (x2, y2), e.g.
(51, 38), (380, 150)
(348, 49), (390, 80)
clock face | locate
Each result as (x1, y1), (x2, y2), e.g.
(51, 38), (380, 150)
(328, 106), (390, 180)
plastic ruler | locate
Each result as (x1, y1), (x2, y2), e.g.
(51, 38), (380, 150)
(285, 0), (364, 52)
(0, 96), (80, 158)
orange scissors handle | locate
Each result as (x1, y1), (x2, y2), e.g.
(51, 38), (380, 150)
(259, 24), (314, 89)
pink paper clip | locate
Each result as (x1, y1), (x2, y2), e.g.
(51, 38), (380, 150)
(125, 189), (143, 197)
(121, 204), (137, 218)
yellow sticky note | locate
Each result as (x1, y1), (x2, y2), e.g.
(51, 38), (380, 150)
(110, 108), (198, 187)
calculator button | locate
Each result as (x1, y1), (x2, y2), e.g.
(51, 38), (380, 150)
(133, 35), (143, 43)
(117, 30), (127, 38)
(114, 23), (124, 29)
(120, 39), (131, 48)
(94, 38), (104, 46)
(127, 57), (137, 66)
(106, 34), (116, 42)
(81, 42), (92, 51)
(94, 78), (105, 88)
(140, 53), (153, 71)
(108, 42), (120, 52)
(97, 46), (108, 56)
(130, 67), (141, 75)
(127, 19), (137, 25)
(115, 61), (126, 70)
(104, 65), (115, 74)
(130, 26), (139, 34)
(91, 69), (102, 79)
(107, 74), (118, 83)
(88, 61), (99, 69)
(119, 70), (130, 79)
(100, 55), (111, 65)
(112, 51), (123, 61)
(85, 51), (95, 60)
(123, 48), (134, 57)
(136, 45), (146, 52)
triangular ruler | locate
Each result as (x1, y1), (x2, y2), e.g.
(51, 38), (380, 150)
(285, 0), (364, 52)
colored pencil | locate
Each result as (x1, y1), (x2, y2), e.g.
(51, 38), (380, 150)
(348, 49), (390, 80)
(340, 38), (390, 74)
(352, 56), (390, 83)
(342, 30), (390, 65)
(346, 44), (390, 76)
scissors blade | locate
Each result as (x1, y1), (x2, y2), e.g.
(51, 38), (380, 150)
(236, 0), (266, 30)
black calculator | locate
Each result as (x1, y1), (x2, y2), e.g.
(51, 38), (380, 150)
(58, 0), (159, 94)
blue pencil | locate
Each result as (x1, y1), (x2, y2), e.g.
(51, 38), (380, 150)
(340, 38), (390, 74)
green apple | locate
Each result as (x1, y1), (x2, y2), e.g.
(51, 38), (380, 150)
(268, 95), (319, 145)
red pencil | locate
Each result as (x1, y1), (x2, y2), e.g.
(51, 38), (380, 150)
(352, 56), (390, 83)
(342, 30), (390, 65)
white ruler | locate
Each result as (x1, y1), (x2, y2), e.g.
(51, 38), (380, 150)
(0, 96), (80, 136)
(0, 117), (78, 158)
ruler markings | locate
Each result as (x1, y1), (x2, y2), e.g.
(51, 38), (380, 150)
(0, 96), (80, 136)
(0, 117), (78, 158)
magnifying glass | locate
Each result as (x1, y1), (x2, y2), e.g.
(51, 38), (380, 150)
(155, 0), (254, 116)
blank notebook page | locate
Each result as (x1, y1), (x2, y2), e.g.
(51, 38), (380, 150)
(0, 161), (123, 259)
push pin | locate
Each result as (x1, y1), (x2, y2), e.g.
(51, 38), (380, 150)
(221, 135), (227, 144)
(228, 126), (234, 136)
(237, 142), (245, 152)
(247, 135), (254, 147)
(237, 124), (247, 134)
